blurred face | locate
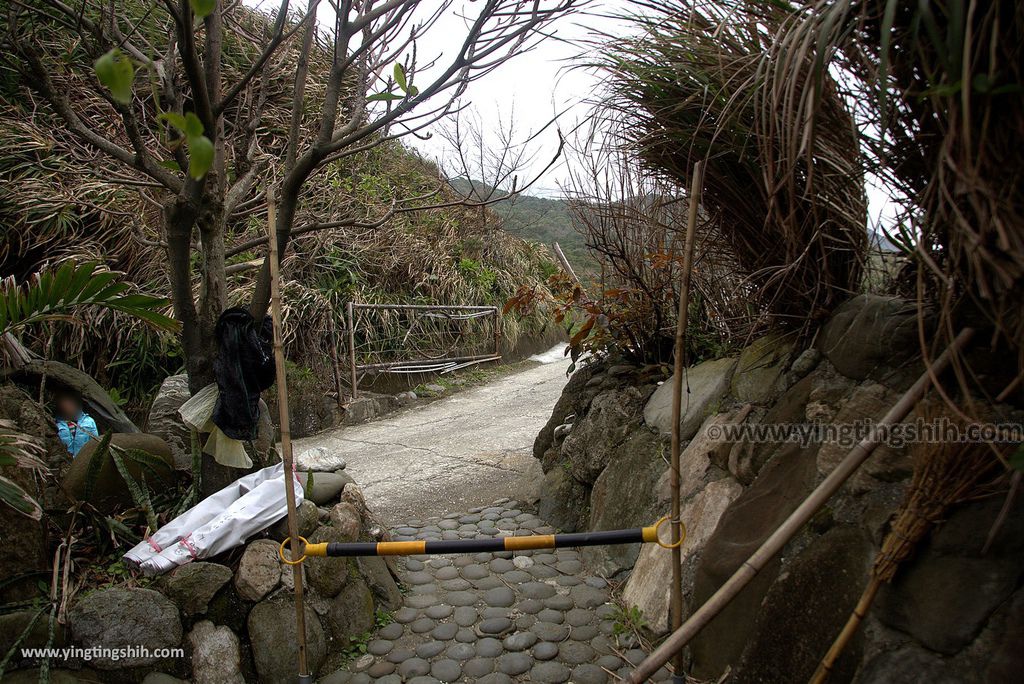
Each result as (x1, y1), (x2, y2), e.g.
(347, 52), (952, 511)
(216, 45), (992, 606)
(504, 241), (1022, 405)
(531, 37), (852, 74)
(57, 397), (81, 420)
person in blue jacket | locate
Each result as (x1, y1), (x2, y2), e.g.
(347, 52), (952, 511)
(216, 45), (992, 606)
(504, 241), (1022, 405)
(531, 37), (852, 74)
(54, 391), (99, 457)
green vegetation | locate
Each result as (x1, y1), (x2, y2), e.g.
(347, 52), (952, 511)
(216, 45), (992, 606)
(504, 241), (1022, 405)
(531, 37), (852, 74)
(0, 10), (558, 414)
(493, 194), (594, 276)
(610, 603), (647, 644)
(337, 609), (395, 664)
(450, 179), (594, 277)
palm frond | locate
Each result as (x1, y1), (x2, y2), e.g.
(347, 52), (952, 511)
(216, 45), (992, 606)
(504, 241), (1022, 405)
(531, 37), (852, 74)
(0, 260), (179, 335)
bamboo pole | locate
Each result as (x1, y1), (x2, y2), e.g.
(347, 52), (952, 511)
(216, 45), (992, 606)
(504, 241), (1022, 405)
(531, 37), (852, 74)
(667, 161), (703, 682)
(352, 303), (497, 312)
(347, 301), (358, 400)
(808, 577), (881, 683)
(328, 314), (344, 407)
(553, 241), (581, 287)
(493, 307), (501, 357)
(627, 327), (976, 683)
(267, 196), (312, 682)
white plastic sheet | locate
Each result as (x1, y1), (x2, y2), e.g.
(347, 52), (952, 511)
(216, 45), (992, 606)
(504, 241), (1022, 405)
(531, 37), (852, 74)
(123, 461), (303, 576)
(178, 383), (252, 468)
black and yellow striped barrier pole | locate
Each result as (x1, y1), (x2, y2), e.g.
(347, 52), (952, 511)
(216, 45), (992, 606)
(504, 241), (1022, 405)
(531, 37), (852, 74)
(280, 516), (684, 564)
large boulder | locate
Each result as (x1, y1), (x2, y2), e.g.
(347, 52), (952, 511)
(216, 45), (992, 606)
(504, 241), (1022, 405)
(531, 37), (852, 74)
(341, 393), (399, 426)
(3, 359), (138, 433)
(976, 587), (1024, 683)
(146, 374), (192, 470)
(248, 598), (327, 683)
(560, 386), (650, 484)
(325, 579), (376, 647)
(644, 356), (737, 440)
(658, 410), (750, 502)
(731, 333), (795, 404)
(234, 539), (283, 602)
(689, 443), (819, 679)
(188, 620), (244, 684)
(732, 526), (874, 683)
(0, 385), (53, 603)
(533, 362), (603, 461)
(622, 476), (743, 635)
(299, 470), (352, 505)
(158, 562), (232, 616)
(267, 499), (321, 541)
(61, 432), (175, 510)
(584, 427), (668, 577)
(874, 493), (1024, 655)
(818, 295), (930, 386)
(357, 556), (403, 611)
(855, 644), (962, 684)
(815, 381), (907, 486)
(305, 523), (358, 598)
(69, 587), (182, 669)
(0, 608), (67, 671)
(727, 365), (853, 485)
(536, 466), (591, 532)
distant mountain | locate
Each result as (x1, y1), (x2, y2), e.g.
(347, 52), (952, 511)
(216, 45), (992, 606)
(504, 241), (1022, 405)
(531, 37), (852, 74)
(869, 228), (906, 253)
(449, 179), (595, 275)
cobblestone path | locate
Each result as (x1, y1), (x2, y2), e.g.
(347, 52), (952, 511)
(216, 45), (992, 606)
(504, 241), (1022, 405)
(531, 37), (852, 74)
(322, 499), (670, 683)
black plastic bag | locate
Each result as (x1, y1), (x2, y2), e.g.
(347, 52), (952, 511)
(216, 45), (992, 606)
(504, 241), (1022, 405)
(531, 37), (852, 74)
(212, 308), (275, 440)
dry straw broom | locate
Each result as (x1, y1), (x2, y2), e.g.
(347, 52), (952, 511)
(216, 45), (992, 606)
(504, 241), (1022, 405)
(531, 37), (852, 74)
(810, 408), (1011, 684)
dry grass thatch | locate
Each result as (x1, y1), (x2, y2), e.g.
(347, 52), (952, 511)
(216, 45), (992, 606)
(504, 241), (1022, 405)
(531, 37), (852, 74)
(589, 0), (868, 332)
(777, 0), (1024, 390)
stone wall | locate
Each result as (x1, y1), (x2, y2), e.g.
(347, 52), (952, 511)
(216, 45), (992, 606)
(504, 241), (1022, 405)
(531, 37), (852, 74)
(531, 294), (1024, 682)
(0, 380), (401, 682)
(3, 470), (401, 683)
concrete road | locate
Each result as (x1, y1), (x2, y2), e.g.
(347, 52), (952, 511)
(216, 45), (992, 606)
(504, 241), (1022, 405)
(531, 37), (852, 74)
(293, 346), (570, 525)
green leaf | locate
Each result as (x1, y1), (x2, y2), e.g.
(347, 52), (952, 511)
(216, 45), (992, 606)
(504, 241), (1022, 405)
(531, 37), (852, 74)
(160, 159), (182, 172)
(94, 49), (135, 105)
(188, 135), (214, 179)
(83, 432), (112, 501)
(0, 261), (179, 335)
(103, 516), (140, 543)
(393, 63), (408, 92)
(183, 112), (205, 138)
(158, 112), (188, 133)
(190, 0), (217, 20)
(407, 85), (419, 97)
(0, 476), (42, 520)
(1010, 445), (1024, 472)
(368, 92), (403, 102)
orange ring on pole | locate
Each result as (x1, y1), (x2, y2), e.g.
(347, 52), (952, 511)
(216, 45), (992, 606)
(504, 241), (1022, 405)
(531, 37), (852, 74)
(279, 536), (308, 565)
(654, 515), (686, 549)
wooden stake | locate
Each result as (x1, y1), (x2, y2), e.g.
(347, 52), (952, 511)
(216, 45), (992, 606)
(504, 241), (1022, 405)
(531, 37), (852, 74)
(668, 161), (703, 680)
(627, 327), (976, 683)
(328, 314), (344, 407)
(347, 301), (358, 400)
(552, 241), (580, 286)
(267, 195), (311, 681)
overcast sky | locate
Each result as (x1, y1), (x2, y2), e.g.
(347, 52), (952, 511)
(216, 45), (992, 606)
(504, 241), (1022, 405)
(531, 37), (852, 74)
(390, 0), (896, 230)
(401, 1), (625, 196)
(247, 0), (895, 231)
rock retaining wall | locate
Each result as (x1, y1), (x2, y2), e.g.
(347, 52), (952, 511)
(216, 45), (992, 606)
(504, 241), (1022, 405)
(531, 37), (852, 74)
(532, 294), (1024, 682)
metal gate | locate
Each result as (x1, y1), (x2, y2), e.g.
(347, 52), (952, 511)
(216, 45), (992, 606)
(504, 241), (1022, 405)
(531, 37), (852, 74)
(345, 303), (501, 398)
